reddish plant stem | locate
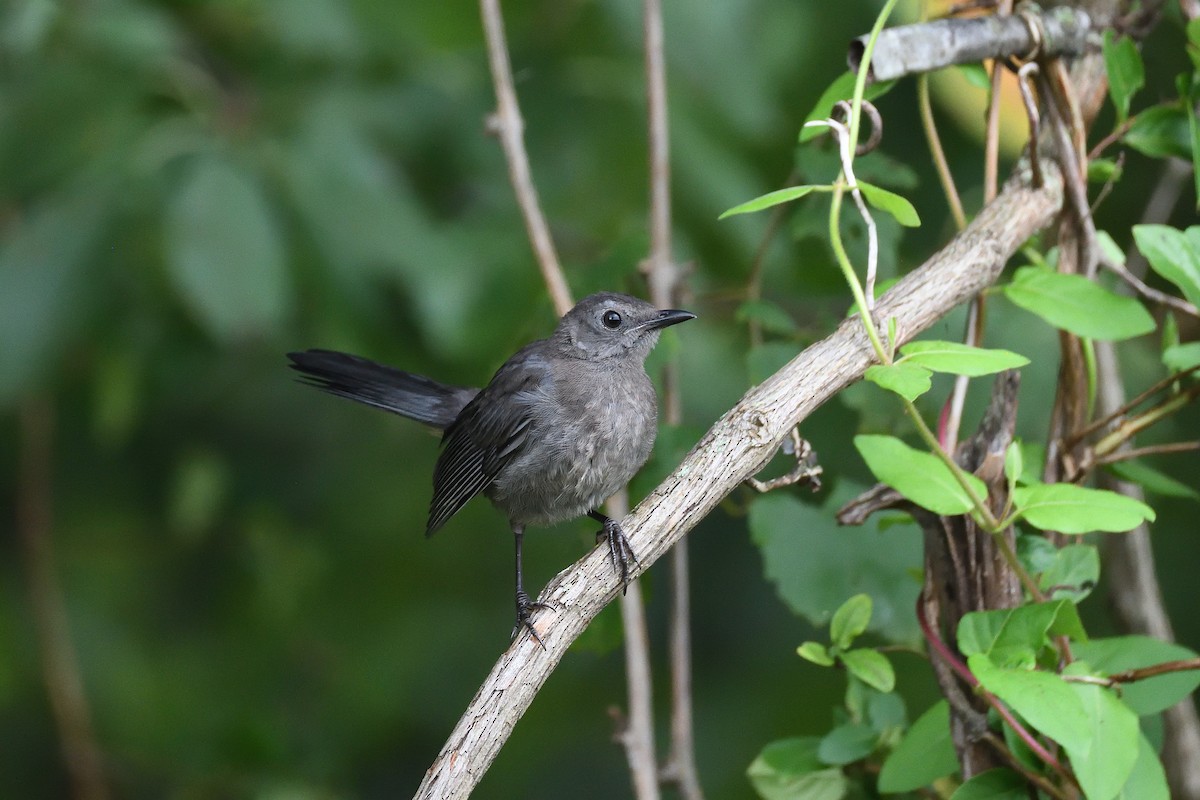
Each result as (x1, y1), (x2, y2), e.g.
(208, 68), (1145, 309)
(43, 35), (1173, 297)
(916, 597), (1075, 788)
(18, 400), (109, 800)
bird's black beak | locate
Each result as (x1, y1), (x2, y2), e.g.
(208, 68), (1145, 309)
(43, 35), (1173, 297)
(640, 309), (696, 331)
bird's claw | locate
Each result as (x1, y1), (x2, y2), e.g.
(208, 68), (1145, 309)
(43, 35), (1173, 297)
(596, 518), (638, 594)
(512, 589), (549, 649)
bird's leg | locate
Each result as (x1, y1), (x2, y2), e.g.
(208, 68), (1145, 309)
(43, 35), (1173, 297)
(588, 510), (638, 594)
(512, 525), (547, 649)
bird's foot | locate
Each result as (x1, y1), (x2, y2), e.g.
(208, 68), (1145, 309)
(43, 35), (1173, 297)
(512, 589), (550, 649)
(595, 518), (638, 594)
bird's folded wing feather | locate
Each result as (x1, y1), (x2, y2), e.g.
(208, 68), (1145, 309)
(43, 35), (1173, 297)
(425, 352), (547, 535)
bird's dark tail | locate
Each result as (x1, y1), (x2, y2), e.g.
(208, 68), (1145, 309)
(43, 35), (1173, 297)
(287, 349), (477, 430)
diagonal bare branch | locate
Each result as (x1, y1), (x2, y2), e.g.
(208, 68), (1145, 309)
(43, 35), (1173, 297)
(413, 160), (1064, 800)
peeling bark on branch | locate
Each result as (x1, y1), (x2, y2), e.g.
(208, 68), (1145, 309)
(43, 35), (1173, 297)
(413, 163), (1063, 799)
(850, 7), (1094, 81)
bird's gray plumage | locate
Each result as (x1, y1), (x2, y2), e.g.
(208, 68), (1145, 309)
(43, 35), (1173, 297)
(287, 291), (695, 644)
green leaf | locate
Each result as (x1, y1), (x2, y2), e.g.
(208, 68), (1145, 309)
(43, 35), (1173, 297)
(1116, 732), (1170, 800)
(1073, 636), (1200, 715)
(1097, 230), (1127, 266)
(830, 594), (873, 649)
(798, 641), (835, 667)
(1185, 75), (1200, 212)
(1017, 533), (1059, 576)
(168, 449), (230, 541)
(166, 156), (291, 341)
(864, 363), (932, 402)
(736, 300), (799, 336)
(801, 71), (896, 142)
(1162, 308), (1181, 350)
(1124, 104), (1193, 160)
(867, 690), (907, 733)
(956, 62), (990, 90)
(1039, 544), (1100, 602)
(857, 181), (920, 227)
(748, 488), (922, 644)
(957, 601), (1087, 669)
(0, 186), (109, 406)
(1107, 459), (1199, 500)
(1016, 440), (1046, 485)
(1070, 682), (1140, 800)
(1132, 225), (1200, 308)
(1102, 31), (1145, 124)
(1088, 158), (1123, 184)
(746, 737), (848, 800)
(878, 700), (959, 792)
(898, 340), (1029, 376)
(968, 654), (1092, 754)
(1004, 442), (1023, 489)
(817, 722), (877, 766)
(950, 769), (1028, 800)
(840, 648), (895, 692)
(720, 185), (822, 219)
(1002, 267), (1156, 340)
(1162, 341), (1200, 373)
(854, 435), (988, 516)
(1012, 482), (1155, 533)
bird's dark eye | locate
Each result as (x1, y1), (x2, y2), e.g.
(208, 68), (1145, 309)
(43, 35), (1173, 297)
(601, 310), (623, 329)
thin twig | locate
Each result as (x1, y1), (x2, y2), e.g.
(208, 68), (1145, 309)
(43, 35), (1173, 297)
(19, 400), (110, 800)
(745, 429), (823, 493)
(1064, 364), (1200, 448)
(948, 0), (1000, 16)
(745, 169), (800, 348)
(917, 74), (967, 230)
(982, 0), (1013, 205)
(918, 42), (970, 448)
(1125, 157), (1193, 281)
(1094, 440), (1200, 467)
(1090, 384), (1200, 458)
(980, 733), (1071, 800)
(1087, 114), (1137, 160)
(607, 489), (660, 800)
(479, 0), (573, 316)
(941, 295), (984, 450)
(641, 1), (702, 796)
(1039, 70), (1097, 279)
(1047, 59), (1087, 181)
(1099, 253), (1200, 318)
(1111, 658), (1200, 683)
(1089, 151), (1123, 212)
(1015, 62), (1043, 188)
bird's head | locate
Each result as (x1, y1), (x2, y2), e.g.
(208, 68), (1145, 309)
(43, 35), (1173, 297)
(554, 292), (695, 362)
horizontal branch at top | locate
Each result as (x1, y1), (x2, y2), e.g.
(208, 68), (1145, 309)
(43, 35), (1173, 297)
(850, 7), (1094, 82)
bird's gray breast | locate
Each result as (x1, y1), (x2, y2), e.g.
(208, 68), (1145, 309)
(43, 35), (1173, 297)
(487, 362), (657, 527)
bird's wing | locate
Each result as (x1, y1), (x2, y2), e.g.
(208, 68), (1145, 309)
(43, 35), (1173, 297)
(425, 351), (547, 535)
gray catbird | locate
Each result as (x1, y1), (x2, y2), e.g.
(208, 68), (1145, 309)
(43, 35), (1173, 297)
(287, 292), (694, 645)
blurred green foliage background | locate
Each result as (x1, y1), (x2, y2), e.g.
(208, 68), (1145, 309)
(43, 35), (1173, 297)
(1, 1), (1197, 797)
